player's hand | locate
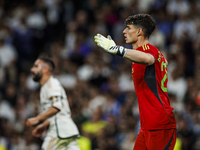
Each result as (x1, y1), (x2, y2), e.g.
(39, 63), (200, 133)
(32, 124), (46, 137)
(94, 33), (127, 57)
(94, 33), (117, 54)
(32, 120), (49, 137)
(26, 117), (40, 126)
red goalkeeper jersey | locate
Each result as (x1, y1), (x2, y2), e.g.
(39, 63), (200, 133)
(131, 43), (176, 130)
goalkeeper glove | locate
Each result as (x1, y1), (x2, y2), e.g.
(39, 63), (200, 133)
(94, 33), (126, 57)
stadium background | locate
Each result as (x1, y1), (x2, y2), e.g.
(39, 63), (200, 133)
(0, 0), (200, 149)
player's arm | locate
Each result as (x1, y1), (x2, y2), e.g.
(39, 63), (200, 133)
(26, 106), (59, 127)
(35, 106), (59, 121)
(94, 33), (155, 66)
(124, 49), (155, 65)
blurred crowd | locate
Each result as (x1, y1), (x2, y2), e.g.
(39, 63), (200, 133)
(0, 0), (200, 149)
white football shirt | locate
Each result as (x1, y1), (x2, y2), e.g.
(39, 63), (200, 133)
(40, 76), (79, 138)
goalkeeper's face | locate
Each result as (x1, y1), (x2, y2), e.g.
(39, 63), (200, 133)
(123, 24), (139, 45)
(31, 59), (43, 82)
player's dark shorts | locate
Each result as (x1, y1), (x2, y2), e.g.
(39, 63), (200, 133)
(133, 128), (176, 150)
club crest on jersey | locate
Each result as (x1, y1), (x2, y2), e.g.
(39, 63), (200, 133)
(142, 44), (150, 51)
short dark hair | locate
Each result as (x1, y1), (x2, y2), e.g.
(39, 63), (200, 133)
(125, 14), (156, 39)
(38, 56), (55, 73)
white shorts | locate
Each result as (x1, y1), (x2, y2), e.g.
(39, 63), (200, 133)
(42, 136), (80, 150)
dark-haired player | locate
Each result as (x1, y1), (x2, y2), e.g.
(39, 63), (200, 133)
(26, 57), (80, 150)
(94, 14), (176, 150)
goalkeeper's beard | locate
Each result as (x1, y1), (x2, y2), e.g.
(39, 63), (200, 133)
(32, 73), (42, 82)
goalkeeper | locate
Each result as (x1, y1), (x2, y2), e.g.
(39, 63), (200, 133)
(94, 14), (177, 150)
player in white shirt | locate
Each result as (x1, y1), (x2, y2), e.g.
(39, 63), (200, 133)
(26, 57), (80, 150)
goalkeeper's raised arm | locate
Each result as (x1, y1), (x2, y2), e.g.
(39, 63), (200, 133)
(94, 33), (154, 66)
